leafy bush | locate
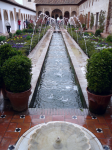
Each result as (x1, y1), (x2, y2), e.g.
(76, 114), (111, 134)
(82, 24), (86, 28)
(28, 23), (34, 29)
(2, 55), (32, 93)
(22, 29), (27, 33)
(0, 36), (6, 42)
(95, 29), (101, 37)
(84, 32), (89, 36)
(27, 29), (33, 33)
(86, 50), (112, 95)
(9, 33), (13, 38)
(106, 35), (112, 42)
(16, 30), (22, 35)
(78, 40), (96, 57)
(99, 10), (106, 32)
(90, 13), (94, 29)
(22, 29), (33, 33)
(26, 35), (31, 40)
(0, 44), (22, 66)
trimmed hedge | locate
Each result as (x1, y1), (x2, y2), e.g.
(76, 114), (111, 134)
(86, 49), (112, 95)
(2, 55), (32, 93)
(0, 44), (22, 66)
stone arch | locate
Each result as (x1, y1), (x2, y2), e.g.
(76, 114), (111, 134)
(4, 10), (9, 33)
(10, 11), (15, 32)
(45, 11), (50, 17)
(38, 11), (42, 16)
(52, 9), (62, 19)
(64, 11), (69, 19)
(38, 11), (44, 19)
(71, 11), (77, 17)
(4, 10), (8, 20)
(0, 11), (3, 33)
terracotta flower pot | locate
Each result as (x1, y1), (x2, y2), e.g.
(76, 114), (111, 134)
(6, 88), (31, 111)
(86, 88), (112, 115)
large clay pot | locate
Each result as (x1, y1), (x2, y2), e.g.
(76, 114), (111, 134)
(6, 88), (31, 111)
(86, 88), (112, 115)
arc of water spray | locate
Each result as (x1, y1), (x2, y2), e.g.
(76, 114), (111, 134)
(73, 15), (88, 55)
(29, 12), (57, 54)
(70, 17), (78, 43)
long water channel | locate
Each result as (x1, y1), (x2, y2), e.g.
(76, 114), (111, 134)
(32, 32), (84, 108)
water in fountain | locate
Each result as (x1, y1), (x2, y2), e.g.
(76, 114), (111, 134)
(32, 32), (83, 108)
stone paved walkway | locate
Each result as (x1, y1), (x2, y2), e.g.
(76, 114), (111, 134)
(0, 29), (112, 150)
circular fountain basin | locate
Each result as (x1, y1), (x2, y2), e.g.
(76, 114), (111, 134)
(15, 122), (103, 150)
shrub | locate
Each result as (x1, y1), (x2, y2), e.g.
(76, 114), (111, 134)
(86, 50), (112, 95)
(95, 29), (101, 37)
(28, 23), (34, 29)
(90, 13), (94, 30)
(9, 33), (13, 38)
(84, 32), (89, 36)
(27, 29), (33, 33)
(99, 10), (106, 32)
(0, 36), (6, 42)
(26, 35), (31, 40)
(22, 29), (27, 33)
(2, 55), (32, 93)
(106, 35), (112, 42)
(82, 24), (85, 28)
(0, 44), (22, 66)
(78, 40), (96, 57)
(16, 30), (22, 35)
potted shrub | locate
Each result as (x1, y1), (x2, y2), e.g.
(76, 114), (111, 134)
(2, 55), (32, 111)
(0, 44), (22, 99)
(86, 49), (112, 114)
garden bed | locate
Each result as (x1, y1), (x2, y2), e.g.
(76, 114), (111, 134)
(0, 26), (50, 56)
(67, 28), (112, 58)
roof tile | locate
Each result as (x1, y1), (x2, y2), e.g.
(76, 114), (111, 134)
(34, 0), (82, 5)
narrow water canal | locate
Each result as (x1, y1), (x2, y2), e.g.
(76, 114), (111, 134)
(32, 33), (83, 108)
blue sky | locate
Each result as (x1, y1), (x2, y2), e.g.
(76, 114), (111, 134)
(15, 0), (23, 5)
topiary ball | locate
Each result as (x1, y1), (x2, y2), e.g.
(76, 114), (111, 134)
(86, 49), (112, 95)
(2, 55), (32, 93)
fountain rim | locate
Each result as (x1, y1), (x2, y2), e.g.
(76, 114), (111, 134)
(15, 121), (103, 150)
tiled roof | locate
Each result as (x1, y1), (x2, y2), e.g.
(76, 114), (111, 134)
(34, 0), (82, 5)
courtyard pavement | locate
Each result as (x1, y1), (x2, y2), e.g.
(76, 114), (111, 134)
(0, 29), (112, 150)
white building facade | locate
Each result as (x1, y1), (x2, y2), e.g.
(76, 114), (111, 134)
(0, 0), (36, 34)
(22, 0), (36, 11)
(78, 0), (111, 33)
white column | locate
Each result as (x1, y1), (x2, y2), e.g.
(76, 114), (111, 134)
(43, 8), (44, 14)
(50, 8), (51, 24)
(63, 7), (64, 18)
(13, 9), (16, 31)
(1, 9), (5, 34)
(70, 7), (71, 17)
